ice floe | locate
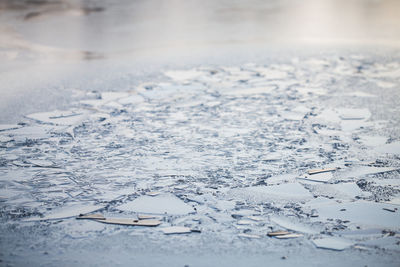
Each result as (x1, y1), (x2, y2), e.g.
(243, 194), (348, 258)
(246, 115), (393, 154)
(116, 194), (195, 215)
(1, 58), (400, 259)
(164, 70), (203, 82)
(338, 166), (400, 179)
(270, 216), (321, 234)
(312, 237), (353, 251)
(309, 200), (400, 229)
(299, 172), (333, 183)
(308, 182), (371, 200)
(24, 203), (105, 221)
(0, 124), (21, 131)
(375, 141), (400, 154)
(26, 110), (88, 126)
(228, 183), (313, 203)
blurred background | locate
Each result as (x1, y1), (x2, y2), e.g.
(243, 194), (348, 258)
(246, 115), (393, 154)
(1, 0), (400, 122)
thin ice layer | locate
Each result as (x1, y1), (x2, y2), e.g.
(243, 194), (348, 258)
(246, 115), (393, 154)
(228, 183), (313, 203)
(116, 194), (195, 215)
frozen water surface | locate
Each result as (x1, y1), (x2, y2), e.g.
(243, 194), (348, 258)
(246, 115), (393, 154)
(0, 124), (21, 131)
(376, 142), (400, 155)
(310, 201), (400, 229)
(1, 55), (399, 266)
(24, 202), (105, 221)
(116, 194), (195, 215)
(1, 0), (400, 265)
(229, 183), (313, 203)
(312, 237), (354, 251)
(309, 182), (372, 200)
(1, 55), (400, 265)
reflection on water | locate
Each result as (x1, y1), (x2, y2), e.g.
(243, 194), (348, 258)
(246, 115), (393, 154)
(0, 0), (400, 123)
(1, 0), (400, 63)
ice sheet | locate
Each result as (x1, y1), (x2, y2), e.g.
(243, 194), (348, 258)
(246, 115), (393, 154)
(311, 201), (400, 228)
(229, 183), (313, 203)
(312, 237), (353, 251)
(26, 110), (88, 126)
(25, 203), (105, 221)
(375, 142), (400, 154)
(116, 194), (195, 215)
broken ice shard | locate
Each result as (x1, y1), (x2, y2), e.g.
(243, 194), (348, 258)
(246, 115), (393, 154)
(228, 183), (313, 203)
(312, 237), (353, 251)
(116, 194), (195, 215)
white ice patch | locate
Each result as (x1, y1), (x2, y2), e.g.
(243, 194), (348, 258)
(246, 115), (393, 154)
(358, 236), (400, 251)
(270, 216), (321, 234)
(330, 108), (372, 132)
(103, 101), (123, 109)
(375, 141), (400, 154)
(310, 200), (400, 229)
(24, 203), (104, 221)
(374, 80), (396, 88)
(358, 135), (387, 147)
(162, 226), (192, 234)
(80, 99), (105, 107)
(0, 169), (31, 182)
(253, 67), (288, 79)
(27, 159), (58, 168)
(164, 70), (203, 82)
(225, 86), (275, 96)
(281, 112), (305, 121)
(81, 92), (130, 107)
(0, 124), (21, 131)
(2, 126), (53, 140)
(266, 173), (297, 185)
(338, 166), (400, 179)
(118, 94), (145, 105)
(295, 87), (327, 96)
(309, 182), (371, 200)
(228, 183), (313, 203)
(26, 110), (88, 126)
(101, 92), (130, 102)
(343, 91), (377, 98)
(341, 120), (373, 132)
(0, 187), (27, 200)
(299, 172), (333, 183)
(238, 233), (261, 239)
(336, 108), (371, 121)
(372, 179), (400, 188)
(312, 237), (353, 251)
(139, 83), (183, 100)
(314, 109), (341, 124)
(116, 194), (195, 215)
(385, 196), (400, 206)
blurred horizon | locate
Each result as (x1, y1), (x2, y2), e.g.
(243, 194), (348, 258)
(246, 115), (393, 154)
(1, 0), (400, 64)
(0, 0), (400, 122)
